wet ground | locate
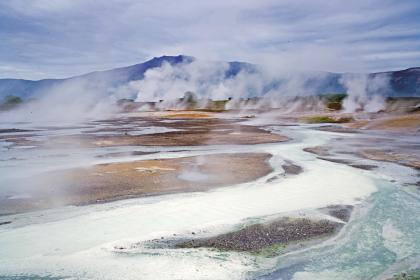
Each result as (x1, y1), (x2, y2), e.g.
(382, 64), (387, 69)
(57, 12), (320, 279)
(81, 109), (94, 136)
(0, 113), (286, 214)
(0, 110), (419, 280)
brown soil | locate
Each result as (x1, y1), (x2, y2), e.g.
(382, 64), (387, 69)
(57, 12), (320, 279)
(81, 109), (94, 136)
(0, 153), (273, 215)
(1, 115), (289, 148)
(48, 122), (288, 147)
(346, 113), (420, 132)
(303, 146), (331, 157)
(359, 149), (420, 170)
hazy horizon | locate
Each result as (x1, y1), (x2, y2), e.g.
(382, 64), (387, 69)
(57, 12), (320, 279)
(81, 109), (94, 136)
(1, 54), (419, 82)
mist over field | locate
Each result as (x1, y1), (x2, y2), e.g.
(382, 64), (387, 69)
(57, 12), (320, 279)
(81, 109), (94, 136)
(1, 55), (416, 123)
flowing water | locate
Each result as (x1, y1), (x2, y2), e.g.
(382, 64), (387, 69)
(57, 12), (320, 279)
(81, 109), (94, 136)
(0, 123), (418, 280)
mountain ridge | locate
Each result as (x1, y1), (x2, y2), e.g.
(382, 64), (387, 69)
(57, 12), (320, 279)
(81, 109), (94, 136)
(0, 55), (419, 100)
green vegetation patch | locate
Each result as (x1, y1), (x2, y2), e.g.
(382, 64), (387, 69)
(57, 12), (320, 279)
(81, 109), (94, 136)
(303, 115), (353, 124)
(320, 93), (347, 111)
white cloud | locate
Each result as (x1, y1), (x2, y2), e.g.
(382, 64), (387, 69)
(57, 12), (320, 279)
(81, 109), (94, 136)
(0, 0), (419, 79)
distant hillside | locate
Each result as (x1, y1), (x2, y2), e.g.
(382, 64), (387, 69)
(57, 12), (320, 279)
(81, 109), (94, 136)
(0, 55), (418, 101)
(0, 55), (194, 100)
(372, 67), (420, 97)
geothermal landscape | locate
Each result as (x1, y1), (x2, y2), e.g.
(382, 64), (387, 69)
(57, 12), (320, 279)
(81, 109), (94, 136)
(0, 55), (419, 280)
(1, 1), (420, 279)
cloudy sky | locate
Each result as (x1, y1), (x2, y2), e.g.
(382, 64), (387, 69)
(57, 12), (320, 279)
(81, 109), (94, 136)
(1, 0), (419, 80)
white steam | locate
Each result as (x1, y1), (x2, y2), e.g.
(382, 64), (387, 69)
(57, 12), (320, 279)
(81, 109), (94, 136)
(0, 58), (394, 122)
(0, 78), (129, 124)
(340, 74), (390, 113)
(131, 60), (262, 103)
(128, 59), (337, 112)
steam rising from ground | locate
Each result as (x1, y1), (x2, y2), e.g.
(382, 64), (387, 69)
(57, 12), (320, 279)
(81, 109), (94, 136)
(0, 58), (394, 123)
(340, 73), (390, 113)
(129, 60), (338, 112)
(0, 79), (124, 124)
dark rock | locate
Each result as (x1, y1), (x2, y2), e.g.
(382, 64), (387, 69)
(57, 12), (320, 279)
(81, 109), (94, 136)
(177, 217), (341, 252)
(317, 157), (353, 164)
(349, 164), (377, 170)
(266, 175), (280, 183)
(282, 161), (303, 175)
(324, 205), (354, 222)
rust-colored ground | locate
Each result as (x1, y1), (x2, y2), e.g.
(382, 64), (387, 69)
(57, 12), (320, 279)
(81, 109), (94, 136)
(0, 153), (273, 214)
(345, 113), (420, 132)
(47, 117), (288, 147)
(359, 149), (420, 170)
